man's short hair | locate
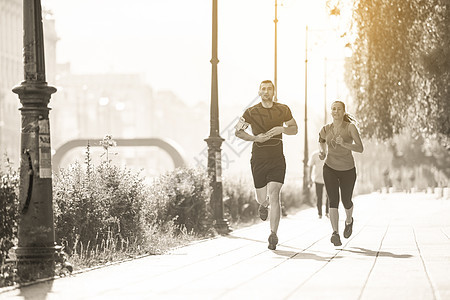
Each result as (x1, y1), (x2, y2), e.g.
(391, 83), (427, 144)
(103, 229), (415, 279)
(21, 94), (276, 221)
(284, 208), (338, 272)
(259, 80), (275, 90)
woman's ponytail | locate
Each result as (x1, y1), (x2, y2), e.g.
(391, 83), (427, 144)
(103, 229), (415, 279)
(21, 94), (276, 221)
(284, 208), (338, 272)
(344, 112), (358, 126)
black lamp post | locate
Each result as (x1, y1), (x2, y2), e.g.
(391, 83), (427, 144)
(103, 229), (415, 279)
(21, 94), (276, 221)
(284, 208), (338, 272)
(204, 0), (230, 234)
(274, 0), (278, 101)
(12, 0), (60, 281)
(324, 57), (328, 125)
(303, 25), (310, 199)
(304, 23), (344, 198)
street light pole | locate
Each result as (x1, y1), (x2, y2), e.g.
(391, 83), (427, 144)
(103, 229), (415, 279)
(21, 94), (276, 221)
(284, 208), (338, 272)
(12, 0), (60, 281)
(324, 56), (328, 124)
(303, 25), (310, 200)
(205, 0), (230, 234)
(274, 0), (278, 101)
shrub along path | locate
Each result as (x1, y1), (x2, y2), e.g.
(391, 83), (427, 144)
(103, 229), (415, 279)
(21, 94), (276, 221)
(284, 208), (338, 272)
(1, 192), (450, 299)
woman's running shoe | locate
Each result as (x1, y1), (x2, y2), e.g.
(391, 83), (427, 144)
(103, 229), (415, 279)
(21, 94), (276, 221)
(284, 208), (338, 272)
(344, 217), (354, 238)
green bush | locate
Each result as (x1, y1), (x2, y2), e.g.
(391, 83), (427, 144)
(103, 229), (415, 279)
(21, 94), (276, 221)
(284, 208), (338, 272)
(0, 157), (19, 266)
(147, 168), (213, 235)
(54, 140), (214, 257)
(53, 160), (149, 255)
(222, 177), (305, 224)
(222, 177), (258, 223)
(96, 162), (148, 241)
(280, 180), (305, 210)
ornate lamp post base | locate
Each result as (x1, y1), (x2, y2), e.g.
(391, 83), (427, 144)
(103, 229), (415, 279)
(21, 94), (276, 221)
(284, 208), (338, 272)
(12, 81), (60, 281)
(205, 136), (230, 235)
(214, 220), (231, 234)
(14, 246), (62, 281)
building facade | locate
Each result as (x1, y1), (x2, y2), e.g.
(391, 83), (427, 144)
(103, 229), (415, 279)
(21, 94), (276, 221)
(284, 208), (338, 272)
(0, 0), (22, 164)
(50, 67), (155, 148)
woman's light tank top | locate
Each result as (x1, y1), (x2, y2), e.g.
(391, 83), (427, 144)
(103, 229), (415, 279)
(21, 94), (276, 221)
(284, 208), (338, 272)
(319, 122), (355, 171)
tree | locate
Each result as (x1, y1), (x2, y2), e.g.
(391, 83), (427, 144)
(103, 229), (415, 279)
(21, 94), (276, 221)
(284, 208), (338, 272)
(345, 0), (450, 146)
(413, 0), (450, 145)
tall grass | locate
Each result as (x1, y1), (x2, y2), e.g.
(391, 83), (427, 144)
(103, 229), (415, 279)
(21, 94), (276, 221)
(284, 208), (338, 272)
(65, 220), (195, 271)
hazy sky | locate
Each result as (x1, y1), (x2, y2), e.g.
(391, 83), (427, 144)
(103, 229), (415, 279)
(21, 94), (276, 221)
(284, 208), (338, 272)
(41, 0), (350, 111)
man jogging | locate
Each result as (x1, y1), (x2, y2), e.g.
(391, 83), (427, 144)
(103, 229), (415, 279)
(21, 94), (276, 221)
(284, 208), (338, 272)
(235, 80), (298, 250)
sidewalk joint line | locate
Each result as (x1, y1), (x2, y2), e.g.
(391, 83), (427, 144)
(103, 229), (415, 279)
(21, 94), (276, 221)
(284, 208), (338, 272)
(156, 225), (317, 296)
(413, 227), (440, 300)
(357, 222), (390, 300)
(283, 223), (367, 299)
(156, 216), (325, 296)
(213, 233), (329, 300)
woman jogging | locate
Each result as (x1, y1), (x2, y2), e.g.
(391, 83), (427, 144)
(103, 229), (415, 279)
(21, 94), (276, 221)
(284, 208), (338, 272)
(318, 100), (364, 246)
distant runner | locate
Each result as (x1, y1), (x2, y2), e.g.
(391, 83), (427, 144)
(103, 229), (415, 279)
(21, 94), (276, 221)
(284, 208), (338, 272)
(308, 149), (330, 219)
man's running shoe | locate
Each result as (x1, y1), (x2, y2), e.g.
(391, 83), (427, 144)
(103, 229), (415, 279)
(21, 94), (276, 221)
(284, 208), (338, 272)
(331, 231), (342, 246)
(268, 232), (278, 250)
(259, 204), (269, 221)
(344, 217), (353, 238)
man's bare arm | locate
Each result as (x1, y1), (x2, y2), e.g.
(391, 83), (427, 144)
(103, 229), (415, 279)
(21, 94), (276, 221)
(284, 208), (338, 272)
(265, 117), (298, 137)
(235, 130), (271, 143)
(283, 118), (298, 135)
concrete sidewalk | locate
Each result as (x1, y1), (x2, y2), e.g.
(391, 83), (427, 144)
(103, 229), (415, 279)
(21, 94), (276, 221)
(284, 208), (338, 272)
(1, 192), (449, 300)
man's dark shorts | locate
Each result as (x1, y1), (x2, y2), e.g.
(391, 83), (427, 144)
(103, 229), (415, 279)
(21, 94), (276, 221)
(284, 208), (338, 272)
(250, 156), (286, 189)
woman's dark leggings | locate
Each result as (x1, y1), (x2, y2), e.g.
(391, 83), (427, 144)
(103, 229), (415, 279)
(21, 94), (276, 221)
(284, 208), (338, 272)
(323, 164), (356, 209)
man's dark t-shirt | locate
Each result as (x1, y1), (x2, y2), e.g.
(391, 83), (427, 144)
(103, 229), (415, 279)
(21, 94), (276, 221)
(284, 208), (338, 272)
(242, 102), (293, 159)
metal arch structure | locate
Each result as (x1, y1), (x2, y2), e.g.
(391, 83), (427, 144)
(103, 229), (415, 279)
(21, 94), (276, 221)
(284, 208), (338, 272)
(52, 138), (187, 173)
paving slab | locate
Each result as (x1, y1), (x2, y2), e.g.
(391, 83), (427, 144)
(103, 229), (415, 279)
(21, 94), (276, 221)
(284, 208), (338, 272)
(1, 192), (449, 300)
